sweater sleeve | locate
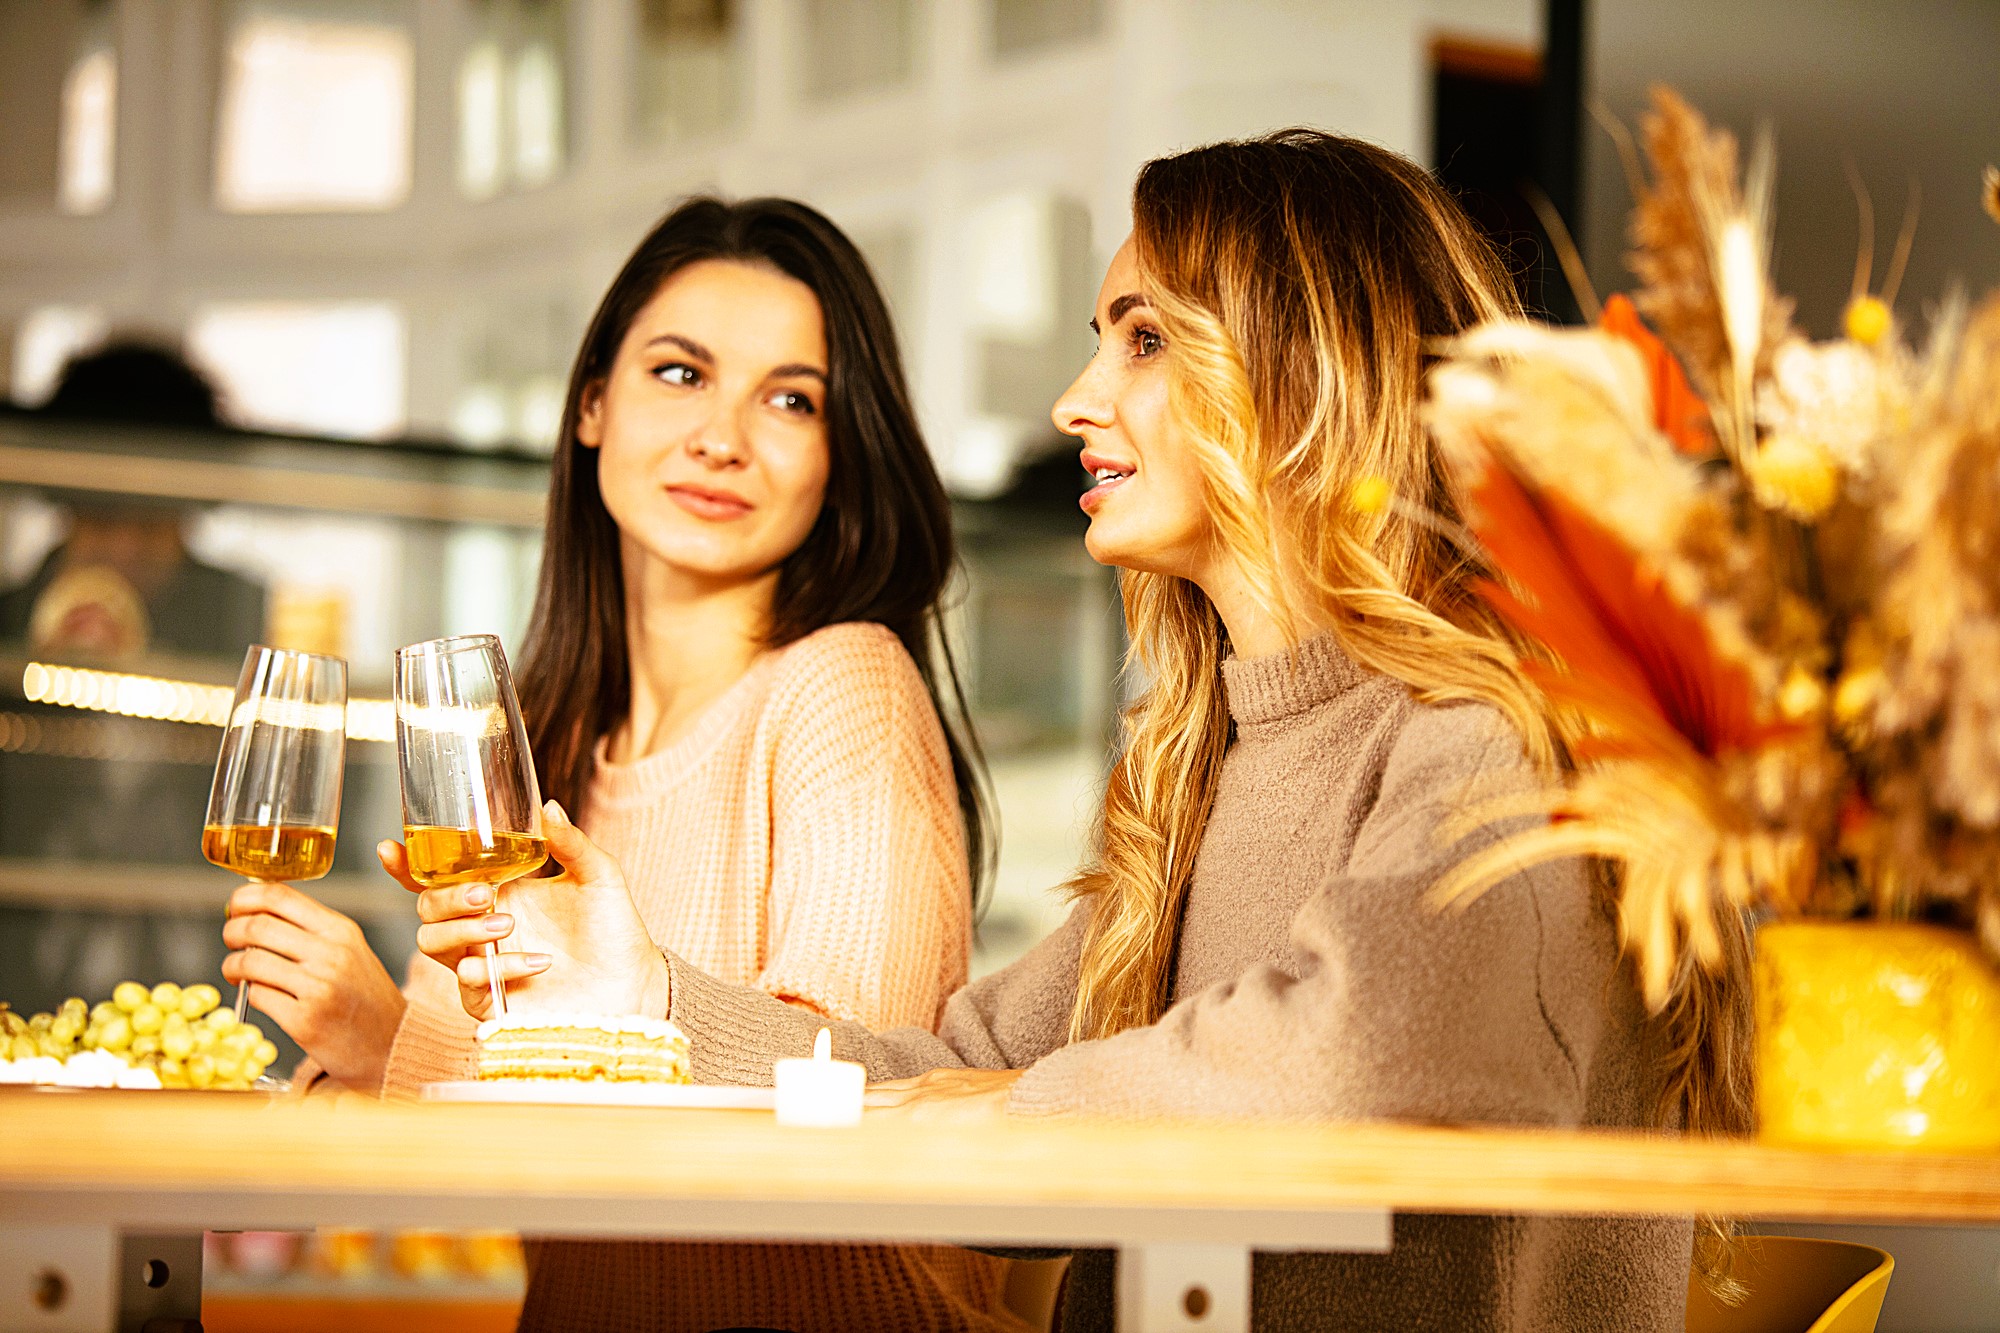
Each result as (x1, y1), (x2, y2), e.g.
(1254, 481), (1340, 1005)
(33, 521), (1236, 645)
(1006, 703), (1608, 1126)
(377, 948), (480, 1100)
(668, 897), (1092, 1086)
(754, 624), (971, 1029)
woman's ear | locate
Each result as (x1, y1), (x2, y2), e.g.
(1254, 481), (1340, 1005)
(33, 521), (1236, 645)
(576, 382), (605, 449)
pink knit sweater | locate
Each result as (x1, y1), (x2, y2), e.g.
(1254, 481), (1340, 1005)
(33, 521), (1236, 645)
(378, 622), (1022, 1333)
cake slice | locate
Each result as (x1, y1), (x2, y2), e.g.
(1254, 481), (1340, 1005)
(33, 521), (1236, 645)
(475, 1012), (691, 1084)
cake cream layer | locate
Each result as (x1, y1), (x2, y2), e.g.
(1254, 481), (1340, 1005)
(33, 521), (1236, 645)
(475, 1011), (690, 1084)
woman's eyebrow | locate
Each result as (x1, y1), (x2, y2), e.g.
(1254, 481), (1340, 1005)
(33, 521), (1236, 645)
(642, 333), (713, 360)
(1087, 292), (1151, 335)
(767, 362), (827, 383)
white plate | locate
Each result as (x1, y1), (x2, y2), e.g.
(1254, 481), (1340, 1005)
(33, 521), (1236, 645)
(423, 1080), (775, 1110)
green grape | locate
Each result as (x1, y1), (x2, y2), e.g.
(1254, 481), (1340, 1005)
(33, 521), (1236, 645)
(130, 1005), (164, 1036)
(201, 1008), (238, 1034)
(112, 982), (148, 1013)
(180, 985), (221, 1019)
(191, 1025), (220, 1053)
(253, 1040), (278, 1067)
(9, 1034), (35, 1060)
(89, 1001), (118, 1026)
(49, 1013), (82, 1045)
(81, 1024), (101, 1050)
(98, 1014), (133, 1052)
(28, 1012), (52, 1034)
(149, 983), (182, 1012)
(131, 1033), (162, 1059)
(161, 1026), (195, 1060)
(159, 1058), (188, 1089)
(60, 997), (87, 1021)
(213, 1054), (245, 1084)
(0, 1010), (26, 1037)
(221, 1029), (257, 1057)
(37, 1034), (68, 1059)
(187, 1053), (216, 1089)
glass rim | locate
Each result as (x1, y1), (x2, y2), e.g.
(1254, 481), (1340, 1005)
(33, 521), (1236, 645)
(242, 643), (347, 668)
(394, 633), (503, 660)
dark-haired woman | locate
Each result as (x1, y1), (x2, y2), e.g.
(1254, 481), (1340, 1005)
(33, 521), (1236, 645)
(220, 197), (1025, 1332)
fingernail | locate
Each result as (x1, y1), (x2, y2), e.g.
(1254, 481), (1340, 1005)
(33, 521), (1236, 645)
(467, 885), (492, 907)
(525, 954), (551, 969)
(377, 841), (395, 858)
(486, 914), (511, 933)
(543, 799), (568, 826)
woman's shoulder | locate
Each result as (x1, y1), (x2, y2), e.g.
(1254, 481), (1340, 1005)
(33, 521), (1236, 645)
(765, 621), (931, 720)
(1369, 690), (1537, 812)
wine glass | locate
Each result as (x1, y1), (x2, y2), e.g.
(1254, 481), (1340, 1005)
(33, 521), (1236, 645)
(204, 645), (349, 1021)
(393, 634), (546, 1017)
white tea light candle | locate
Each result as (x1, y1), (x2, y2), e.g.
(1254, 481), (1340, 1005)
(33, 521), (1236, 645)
(774, 1027), (865, 1127)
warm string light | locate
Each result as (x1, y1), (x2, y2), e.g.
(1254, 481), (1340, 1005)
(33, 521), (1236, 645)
(0, 710), (218, 764)
(20, 663), (395, 742)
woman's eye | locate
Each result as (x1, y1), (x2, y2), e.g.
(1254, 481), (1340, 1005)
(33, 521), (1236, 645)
(770, 390), (818, 416)
(653, 362), (702, 387)
(1132, 327), (1164, 358)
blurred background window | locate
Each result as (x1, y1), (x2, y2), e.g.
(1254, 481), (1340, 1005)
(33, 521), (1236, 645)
(452, 295), (578, 454)
(801, 0), (916, 102)
(457, 0), (568, 200)
(213, 0), (413, 213)
(186, 301), (407, 439)
(632, 0), (742, 145)
(0, 0), (116, 215)
(988, 0), (1105, 59)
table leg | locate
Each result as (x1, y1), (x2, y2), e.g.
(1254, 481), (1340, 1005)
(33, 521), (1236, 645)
(1117, 1242), (1250, 1332)
(0, 1227), (201, 1333)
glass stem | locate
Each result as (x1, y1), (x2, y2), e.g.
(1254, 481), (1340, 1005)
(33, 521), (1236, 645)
(483, 935), (508, 1017)
(232, 879), (261, 1021)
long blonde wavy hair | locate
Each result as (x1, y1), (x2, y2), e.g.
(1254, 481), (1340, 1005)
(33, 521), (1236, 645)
(1065, 130), (1753, 1156)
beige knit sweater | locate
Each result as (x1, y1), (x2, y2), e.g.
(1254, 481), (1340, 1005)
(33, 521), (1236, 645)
(377, 621), (1023, 1333)
(665, 633), (1692, 1333)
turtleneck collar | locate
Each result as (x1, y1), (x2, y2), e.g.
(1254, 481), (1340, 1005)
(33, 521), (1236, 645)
(1221, 631), (1368, 727)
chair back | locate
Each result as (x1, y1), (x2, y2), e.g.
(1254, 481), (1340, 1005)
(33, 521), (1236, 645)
(1685, 1236), (1894, 1333)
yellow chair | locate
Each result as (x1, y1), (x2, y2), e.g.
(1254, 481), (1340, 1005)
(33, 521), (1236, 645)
(1685, 1236), (1895, 1333)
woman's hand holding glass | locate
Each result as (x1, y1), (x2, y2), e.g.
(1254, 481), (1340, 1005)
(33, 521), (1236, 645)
(386, 801), (668, 1023)
(220, 881), (406, 1092)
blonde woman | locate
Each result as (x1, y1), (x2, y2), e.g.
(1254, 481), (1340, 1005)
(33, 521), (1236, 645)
(412, 133), (1695, 1331)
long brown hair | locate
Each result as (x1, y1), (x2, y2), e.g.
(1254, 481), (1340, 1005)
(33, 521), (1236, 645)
(516, 196), (993, 900)
(1068, 128), (1751, 1163)
(1069, 130), (1551, 1040)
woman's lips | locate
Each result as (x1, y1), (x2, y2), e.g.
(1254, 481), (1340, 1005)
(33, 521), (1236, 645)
(666, 484), (753, 521)
(1078, 453), (1135, 514)
(1079, 472), (1130, 514)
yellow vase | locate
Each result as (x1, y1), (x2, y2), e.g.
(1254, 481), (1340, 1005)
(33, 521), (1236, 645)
(1756, 921), (2000, 1150)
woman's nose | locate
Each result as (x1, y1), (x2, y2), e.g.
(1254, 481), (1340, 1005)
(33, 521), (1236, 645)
(1052, 359), (1113, 437)
(687, 409), (748, 467)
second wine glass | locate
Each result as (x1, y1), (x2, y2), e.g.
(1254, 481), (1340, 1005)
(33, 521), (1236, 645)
(393, 634), (546, 1017)
(204, 645), (348, 1022)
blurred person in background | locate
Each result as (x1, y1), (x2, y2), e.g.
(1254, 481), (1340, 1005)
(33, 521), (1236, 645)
(0, 341), (263, 657)
(0, 341), (265, 1013)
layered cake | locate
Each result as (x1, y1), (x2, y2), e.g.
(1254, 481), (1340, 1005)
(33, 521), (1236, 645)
(475, 1012), (691, 1084)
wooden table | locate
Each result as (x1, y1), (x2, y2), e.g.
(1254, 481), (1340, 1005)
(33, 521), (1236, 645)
(5, 1089), (2000, 1332)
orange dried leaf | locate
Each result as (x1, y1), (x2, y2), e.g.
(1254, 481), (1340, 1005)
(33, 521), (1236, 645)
(1599, 292), (1716, 456)
(1468, 454), (1793, 760)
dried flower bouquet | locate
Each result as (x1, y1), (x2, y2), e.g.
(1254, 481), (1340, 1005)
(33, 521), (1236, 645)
(1424, 87), (2000, 1012)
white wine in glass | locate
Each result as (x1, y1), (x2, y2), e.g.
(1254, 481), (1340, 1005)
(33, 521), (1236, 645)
(393, 634), (545, 1016)
(204, 645), (348, 1021)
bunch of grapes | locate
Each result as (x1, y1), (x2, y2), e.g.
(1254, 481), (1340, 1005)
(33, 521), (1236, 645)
(0, 983), (280, 1090)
